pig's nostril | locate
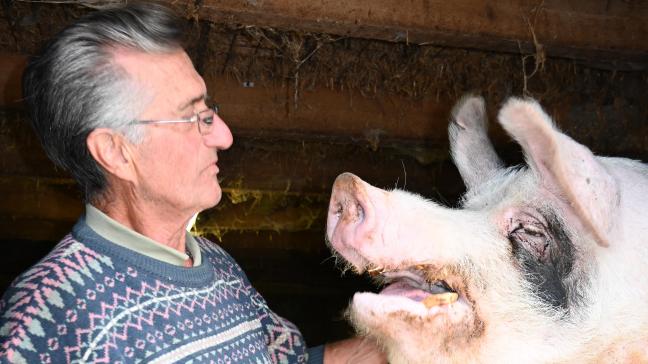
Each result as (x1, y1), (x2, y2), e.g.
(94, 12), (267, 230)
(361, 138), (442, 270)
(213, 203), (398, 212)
(331, 198), (364, 222)
(335, 203), (343, 218)
(356, 203), (364, 220)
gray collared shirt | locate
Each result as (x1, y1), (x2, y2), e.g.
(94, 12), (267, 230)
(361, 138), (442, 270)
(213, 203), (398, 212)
(85, 204), (202, 267)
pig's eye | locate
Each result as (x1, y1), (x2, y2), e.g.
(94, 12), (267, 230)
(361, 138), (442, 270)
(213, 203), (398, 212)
(508, 221), (550, 262)
(512, 224), (545, 238)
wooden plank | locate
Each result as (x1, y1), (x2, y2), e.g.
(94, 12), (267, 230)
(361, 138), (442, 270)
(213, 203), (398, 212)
(208, 77), (454, 141)
(0, 177), (82, 221)
(0, 54), (25, 108)
(195, 0), (648, 69)
(1, 55), (456, 140)
(0, 108), (63, 177)
(3, 52), (647, 154)
(216, 135), (463, 194)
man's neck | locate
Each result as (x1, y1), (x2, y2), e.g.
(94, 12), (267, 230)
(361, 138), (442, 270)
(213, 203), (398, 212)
(92, 193), (192, 255)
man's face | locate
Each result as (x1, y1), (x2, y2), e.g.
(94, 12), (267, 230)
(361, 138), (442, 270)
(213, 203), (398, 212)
(115, 49), (233, 218)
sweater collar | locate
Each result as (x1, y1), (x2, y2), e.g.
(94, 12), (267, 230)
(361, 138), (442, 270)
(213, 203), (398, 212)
(84, 204), (202, 267)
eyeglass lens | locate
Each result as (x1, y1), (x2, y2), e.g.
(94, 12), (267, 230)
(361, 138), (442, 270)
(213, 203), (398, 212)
(196, 106), (218, 135)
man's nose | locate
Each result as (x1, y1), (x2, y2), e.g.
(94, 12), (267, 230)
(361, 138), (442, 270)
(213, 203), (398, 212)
(203, 114), (233, 150)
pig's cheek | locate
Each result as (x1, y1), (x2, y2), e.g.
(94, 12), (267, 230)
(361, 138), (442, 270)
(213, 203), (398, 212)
(373, 208), (391, 249)
(389, 218), (420, 259)
(368, 308), (480, 355)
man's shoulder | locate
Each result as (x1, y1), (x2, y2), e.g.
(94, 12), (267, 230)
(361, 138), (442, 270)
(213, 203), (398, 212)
(194, 236), (234, 260)
(0, 233), (115, 308)
(193, 236), (255, 284)
(6, 234), (114, 287)
(0, 234), (118, 363)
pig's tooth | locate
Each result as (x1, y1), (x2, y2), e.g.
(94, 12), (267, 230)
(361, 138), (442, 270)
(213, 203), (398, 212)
(422, 292), (459, 308)
(367, 266), (384, 276)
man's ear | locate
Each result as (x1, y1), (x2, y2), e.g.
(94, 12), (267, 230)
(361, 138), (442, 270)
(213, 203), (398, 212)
(86, 128), (136, 182)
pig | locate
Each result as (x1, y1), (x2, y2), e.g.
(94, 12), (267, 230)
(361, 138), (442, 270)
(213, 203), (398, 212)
(326, 96), (648, 364)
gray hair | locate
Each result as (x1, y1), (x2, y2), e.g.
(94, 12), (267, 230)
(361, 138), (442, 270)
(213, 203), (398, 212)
(22, 2), (184, 201)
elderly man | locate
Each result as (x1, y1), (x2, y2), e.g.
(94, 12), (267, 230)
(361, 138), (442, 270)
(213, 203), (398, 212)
(0, 3), (385, 363)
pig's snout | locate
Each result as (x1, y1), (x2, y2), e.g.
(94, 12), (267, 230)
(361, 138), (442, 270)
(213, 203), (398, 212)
(327, 173), (376, 264)
(328, 173), (370, 230)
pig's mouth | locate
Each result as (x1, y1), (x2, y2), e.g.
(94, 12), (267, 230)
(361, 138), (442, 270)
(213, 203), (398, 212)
(369, 264), (463, 309)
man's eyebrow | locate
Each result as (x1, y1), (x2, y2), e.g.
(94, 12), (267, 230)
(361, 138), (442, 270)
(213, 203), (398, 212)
(178, 94), (208, 111)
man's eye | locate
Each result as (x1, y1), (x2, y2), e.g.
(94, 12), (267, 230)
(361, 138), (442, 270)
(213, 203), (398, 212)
(201, 115), (214, 125)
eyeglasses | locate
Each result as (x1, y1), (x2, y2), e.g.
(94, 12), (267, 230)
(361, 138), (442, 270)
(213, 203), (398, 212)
(129, 104), (220, 135)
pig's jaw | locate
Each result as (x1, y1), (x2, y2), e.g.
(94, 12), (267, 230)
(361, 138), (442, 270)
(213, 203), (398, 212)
(348, 264), (484, 363)
(349, 289), (483, 364)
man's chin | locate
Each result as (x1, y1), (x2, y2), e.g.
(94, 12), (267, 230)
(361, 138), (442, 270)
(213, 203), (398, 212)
(191, 183), (223, 211)
(205, 187), (223, 208)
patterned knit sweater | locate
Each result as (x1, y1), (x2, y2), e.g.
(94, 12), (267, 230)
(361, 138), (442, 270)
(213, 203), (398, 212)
(0, 219), (323, 363)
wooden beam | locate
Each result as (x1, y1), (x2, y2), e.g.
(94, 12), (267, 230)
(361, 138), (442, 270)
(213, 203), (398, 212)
(0, 55), (457, 141)
(0, 177), (81, 221)
(0, 54), (25, 108)
(195, 0), (648, 70)
(5, 53), (646, 158)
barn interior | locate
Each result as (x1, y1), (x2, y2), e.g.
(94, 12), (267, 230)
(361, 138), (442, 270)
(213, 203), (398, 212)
(0, 0), (646, 347)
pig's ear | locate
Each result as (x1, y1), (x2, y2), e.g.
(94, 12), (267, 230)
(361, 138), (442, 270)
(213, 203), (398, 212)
(497, 97), (618, 248)
(449, 95), (504, 191)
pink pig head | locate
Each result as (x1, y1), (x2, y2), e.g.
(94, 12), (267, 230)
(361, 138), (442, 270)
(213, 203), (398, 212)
(326, 96), (648, 364)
